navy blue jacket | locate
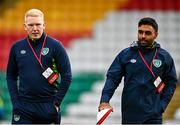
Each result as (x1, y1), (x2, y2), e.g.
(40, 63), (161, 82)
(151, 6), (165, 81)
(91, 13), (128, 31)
(6, 33), (72, 107)
(100, 41), (177, 123)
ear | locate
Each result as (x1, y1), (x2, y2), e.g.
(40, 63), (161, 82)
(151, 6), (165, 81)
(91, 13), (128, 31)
(154, 32), (158, 39)
(43, 22), (46, 29)
(24, 23), (27, 31)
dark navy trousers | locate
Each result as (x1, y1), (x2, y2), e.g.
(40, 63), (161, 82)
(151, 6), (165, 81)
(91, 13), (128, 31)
(122, 118), (162, 124)
(12, 100), (61, 124)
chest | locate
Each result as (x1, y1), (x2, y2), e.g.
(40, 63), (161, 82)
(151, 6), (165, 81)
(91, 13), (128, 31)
(124, 51), (164, 77)
(15, 43), (54, 69)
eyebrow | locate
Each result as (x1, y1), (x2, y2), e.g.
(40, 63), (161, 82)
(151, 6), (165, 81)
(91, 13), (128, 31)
(27, 23), (42, 25)
(138, 30), (152, 34)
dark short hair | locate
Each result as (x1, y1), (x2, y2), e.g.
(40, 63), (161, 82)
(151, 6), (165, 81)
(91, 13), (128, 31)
(138, 17), (158, 32)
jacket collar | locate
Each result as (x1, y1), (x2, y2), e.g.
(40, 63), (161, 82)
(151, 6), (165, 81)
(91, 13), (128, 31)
(28, 32), (46, 46)
(130, 41), (160, 50)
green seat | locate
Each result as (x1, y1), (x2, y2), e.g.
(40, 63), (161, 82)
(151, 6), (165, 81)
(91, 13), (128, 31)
(61, 72), (104, 116)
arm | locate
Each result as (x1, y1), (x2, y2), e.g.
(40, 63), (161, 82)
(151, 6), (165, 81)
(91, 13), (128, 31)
(53, 42), (72, 106)
(99, 54), (124, 110)
(160, 56), (177, 112)
(6, 45), (19, 108)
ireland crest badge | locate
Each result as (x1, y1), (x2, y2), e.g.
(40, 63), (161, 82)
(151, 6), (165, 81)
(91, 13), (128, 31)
(153, 59), (162, 68)
(42, 48), (49, 56)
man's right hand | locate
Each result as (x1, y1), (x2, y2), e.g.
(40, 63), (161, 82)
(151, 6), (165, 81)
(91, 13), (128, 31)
(98, 102), (113, 112)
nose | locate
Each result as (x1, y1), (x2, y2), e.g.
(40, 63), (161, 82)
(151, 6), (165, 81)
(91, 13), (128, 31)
(32, 25), (38, 30)
(142, 33), (146, 38)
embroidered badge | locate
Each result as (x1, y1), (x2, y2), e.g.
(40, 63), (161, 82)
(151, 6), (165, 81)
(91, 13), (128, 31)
(130, 59), (136, 63)
(14, 114), (20, 121)
(42, 48), (49, 55)
(20, 50), (26, 54)
(153, 59), (162, 68)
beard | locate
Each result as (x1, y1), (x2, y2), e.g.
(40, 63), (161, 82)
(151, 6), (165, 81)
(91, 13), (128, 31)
(138, 40), (154, 48)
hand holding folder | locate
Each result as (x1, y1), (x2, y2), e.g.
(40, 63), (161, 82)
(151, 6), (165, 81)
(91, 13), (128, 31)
(97, 108), (113, 125)
(97, 102), (113, 125)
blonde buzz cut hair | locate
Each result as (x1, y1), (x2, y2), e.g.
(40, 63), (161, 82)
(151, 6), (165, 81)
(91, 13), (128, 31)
(24, 8), (44, 22)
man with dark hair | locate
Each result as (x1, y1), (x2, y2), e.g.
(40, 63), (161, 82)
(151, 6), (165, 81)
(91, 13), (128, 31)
(138, 17), (158, 32)
(98, 17), (177, 124)
(6, 9), (72, 124)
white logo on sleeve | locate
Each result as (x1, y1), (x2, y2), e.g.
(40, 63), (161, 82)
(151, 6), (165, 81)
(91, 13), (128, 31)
(130, 59), (136, 63)
(20, 50), (26, 54)
(14, 114), (20, 121)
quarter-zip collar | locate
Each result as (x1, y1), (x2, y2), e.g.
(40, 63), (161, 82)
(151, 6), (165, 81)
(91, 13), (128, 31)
(28, 33), (45, 46)
(130, 41), (160, 51)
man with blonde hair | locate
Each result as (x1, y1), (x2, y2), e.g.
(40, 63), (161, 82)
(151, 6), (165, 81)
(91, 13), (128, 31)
(6, 8), (72, 124)
(24, 9), (45, 41)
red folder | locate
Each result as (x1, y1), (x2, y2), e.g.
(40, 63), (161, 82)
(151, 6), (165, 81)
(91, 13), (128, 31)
(96, 108), (113, 125)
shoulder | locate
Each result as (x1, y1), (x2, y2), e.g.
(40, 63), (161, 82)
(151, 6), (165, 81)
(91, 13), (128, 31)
(158, 48), (173, 59)
(157, 48), (175, 65)
(154, 42), (172, 59)
(113, 47), (134, 64)
(117, 47), (134, 58)
(46, 35), (66, 50)
(46, 35), (67, 55)
(11, 38), (27, 49)
(46, 35), (63, 46)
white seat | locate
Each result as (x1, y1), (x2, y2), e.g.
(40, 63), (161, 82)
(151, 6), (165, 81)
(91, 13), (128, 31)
(174, 108), (180, 120)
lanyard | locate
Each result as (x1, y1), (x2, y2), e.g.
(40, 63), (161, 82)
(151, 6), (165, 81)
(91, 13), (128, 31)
(138, 48), (158, 77)
(27, 35), (47, 69)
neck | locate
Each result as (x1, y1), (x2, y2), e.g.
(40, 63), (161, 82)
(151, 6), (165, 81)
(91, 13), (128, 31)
(28, 33), (45, 43)
(30, 38), (36, 42)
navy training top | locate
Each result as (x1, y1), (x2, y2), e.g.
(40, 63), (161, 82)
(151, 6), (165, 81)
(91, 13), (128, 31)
(6, 33), (72, 106)
(100, 41), (177, 123)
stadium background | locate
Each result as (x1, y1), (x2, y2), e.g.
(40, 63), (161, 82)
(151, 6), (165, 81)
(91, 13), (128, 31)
(0, 0), (180, 124)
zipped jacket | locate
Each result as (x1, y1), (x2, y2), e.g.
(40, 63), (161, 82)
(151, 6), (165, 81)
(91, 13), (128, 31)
(100, 41), (177, 123)
(6, 33), (72, 107)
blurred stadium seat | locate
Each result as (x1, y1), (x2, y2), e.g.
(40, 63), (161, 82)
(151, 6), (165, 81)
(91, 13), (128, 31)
(0, 0), (180, 124)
